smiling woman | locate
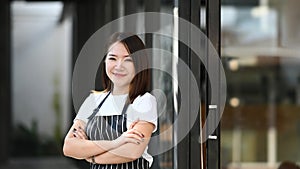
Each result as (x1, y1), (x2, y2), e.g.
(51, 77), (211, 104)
(63, 32), (157, 169)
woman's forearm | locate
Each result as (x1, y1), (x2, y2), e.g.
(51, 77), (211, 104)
(93, 138), (150, 164)
(63, 137), (118, 159)
(63, 119), (122, 159)
(93, 149), (135, 164)
(92, 121), (154, 164)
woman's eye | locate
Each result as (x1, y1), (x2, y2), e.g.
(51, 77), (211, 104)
(107, 57), (116, 61)
(124, 57), (133, 62)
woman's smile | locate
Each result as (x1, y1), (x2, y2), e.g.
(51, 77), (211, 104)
(112, 72), (127, 77)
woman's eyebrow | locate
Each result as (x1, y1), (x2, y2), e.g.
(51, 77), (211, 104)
(108, 53), (130, 57)
(107, 53), (117, 56)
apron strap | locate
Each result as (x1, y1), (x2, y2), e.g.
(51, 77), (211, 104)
(121, 98), (130, 115)
(88, 91), (111, 120)
(88, 91), (131, 120)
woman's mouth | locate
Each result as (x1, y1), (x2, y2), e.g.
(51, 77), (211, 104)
(113, 72), (126, 77)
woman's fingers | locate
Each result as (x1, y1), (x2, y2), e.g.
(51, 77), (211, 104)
(123, 137), (142, 145)
(114, 128), (145, 146)
(124, 133), (144, 142)
(73, 127), (88, 139)
(121, 129), (145, 143)
(126, 128), (144, 138)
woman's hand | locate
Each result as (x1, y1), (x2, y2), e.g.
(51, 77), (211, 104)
(114, 119), (143, 145)
(72, 126), (88, 140)
(88, 120), (155, 164)
(85, 128), (144, 164)
(84, 125), (144, 164)
(113, 127), (144, 147)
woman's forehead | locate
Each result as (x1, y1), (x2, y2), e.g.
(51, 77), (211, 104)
(108, 42), (129, 55)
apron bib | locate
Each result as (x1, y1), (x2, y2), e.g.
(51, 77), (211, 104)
(85, 92), (149, 169)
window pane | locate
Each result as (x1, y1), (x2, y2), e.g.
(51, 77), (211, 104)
(221, 0), (300, 168)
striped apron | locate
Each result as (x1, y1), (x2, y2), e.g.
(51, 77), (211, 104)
(85, 92), (150, 169)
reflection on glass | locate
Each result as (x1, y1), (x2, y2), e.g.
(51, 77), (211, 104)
(221, 0), (300, 168)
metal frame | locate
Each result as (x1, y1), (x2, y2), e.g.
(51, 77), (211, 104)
(205, 0), (221, 169)
(176, 0), (221, 169)
(0, 0), (11, 164)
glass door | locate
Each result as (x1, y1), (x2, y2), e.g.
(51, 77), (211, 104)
(221, 0), (300, 168)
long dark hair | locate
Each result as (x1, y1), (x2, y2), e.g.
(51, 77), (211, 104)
(100, 32), (150, 103)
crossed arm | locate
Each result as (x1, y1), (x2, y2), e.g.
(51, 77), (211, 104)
(63, 119), (154, 164)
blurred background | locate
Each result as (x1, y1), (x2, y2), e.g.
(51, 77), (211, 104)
(0, 0), (299, 169)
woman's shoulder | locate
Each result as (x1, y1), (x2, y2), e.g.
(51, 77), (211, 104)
(132, 92), (157, 111)
(135, 92), (156, 102)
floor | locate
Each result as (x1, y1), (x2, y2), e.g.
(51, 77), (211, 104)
(0, 156), (82, 169)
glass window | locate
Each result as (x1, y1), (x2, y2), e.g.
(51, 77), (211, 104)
(221, 0), (300, 168)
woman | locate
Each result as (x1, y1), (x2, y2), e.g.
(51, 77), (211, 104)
(63, 32), (157, 169)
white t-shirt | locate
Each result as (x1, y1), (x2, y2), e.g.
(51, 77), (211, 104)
(74, 91), (158, 166)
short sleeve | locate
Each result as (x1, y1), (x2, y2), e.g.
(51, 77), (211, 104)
(126, 93), (158, 132)
(74, 93), (99, 124)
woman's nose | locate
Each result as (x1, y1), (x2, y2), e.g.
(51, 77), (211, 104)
(115, 59), (123, 68)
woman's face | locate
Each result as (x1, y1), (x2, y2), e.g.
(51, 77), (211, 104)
(105, 42), (135, 92)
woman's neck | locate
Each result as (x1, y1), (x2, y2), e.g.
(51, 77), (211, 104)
(112, 87), (129, 95)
